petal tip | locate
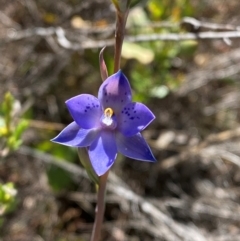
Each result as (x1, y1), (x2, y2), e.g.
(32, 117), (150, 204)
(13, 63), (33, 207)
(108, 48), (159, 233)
(50, 137), (67, 146)
(95, 168), (109, 176)
(140, 148), (157, 163)
(112, 69), (127, 80)
(50, 137), (56, 143)
(88, 131), (117, 176)
(50, 135), (65, 145)
(149, 154), (157, 162)
(50, 136), (68, 145)
(50, 135), (61, 143)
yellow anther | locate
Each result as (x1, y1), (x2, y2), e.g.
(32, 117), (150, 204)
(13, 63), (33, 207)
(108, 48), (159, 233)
(104, 108), (114, 117)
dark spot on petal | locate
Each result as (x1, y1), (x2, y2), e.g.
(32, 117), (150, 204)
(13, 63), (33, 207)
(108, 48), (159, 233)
(121, 100), (123, 102)
(130, 117), (134, 120)
(104, 92), (107, 96)
(134, 111), (136, 113)
(137, 116), (140, 119)
(85, 110), (87, 112)
(124, 92), (127, 95)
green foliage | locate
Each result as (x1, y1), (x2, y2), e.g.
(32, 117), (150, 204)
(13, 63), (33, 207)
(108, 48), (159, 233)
(0, 182), (17, 225)
(0, 92), (28, 156)
(36, 141), (77, 191)
(37, 140), (76, 160)
(123, 0), (197, 101)
(148, 0), (194, 21)
(47, 165), (74, 191)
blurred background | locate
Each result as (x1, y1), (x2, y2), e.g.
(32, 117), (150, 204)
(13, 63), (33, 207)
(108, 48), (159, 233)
(1, 0), (240, 240)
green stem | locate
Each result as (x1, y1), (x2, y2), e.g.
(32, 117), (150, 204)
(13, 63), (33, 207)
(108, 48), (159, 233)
(90, 171), (109, 241)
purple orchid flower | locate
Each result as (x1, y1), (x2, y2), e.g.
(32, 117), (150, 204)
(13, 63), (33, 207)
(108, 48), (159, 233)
(51, 70), (156, 176)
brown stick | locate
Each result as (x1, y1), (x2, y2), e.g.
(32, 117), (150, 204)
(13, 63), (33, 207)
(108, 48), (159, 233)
(90, 171), (109, 241)
(113, 10), (129, 72)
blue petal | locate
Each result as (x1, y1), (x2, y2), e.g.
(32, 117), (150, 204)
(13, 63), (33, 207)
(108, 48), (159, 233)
(51, 122), (99, 147)
(66, 94), (102, 129)
(118, 102), (155, 136)
(88, 130), (117, 176)
(98, 70), (132, 114)
(116, 132), (156, 162)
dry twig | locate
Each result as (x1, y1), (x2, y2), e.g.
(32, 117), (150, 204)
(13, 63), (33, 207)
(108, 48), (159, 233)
(156, 127), (240, 170)
(2, 26), (240, 50)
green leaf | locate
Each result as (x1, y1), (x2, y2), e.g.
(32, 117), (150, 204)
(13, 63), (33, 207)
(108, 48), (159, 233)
(14, 120), (29, 140)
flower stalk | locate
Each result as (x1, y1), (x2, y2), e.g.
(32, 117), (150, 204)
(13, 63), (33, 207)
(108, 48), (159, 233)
(114, 8), (129, 72)
(90, 171), (109, 241)
(91, 3), (129, 241)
